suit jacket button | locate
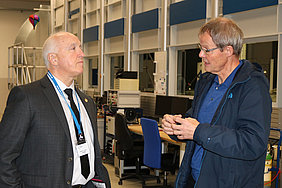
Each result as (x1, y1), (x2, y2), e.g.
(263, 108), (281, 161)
(67, 180), (71, 184)
(68, 157), (73, 162)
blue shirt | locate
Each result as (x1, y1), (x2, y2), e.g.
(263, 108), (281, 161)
(191, 61), (242, 181)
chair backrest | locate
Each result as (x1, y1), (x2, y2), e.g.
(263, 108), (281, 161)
(140, 117), (162, 169)
(115, 113), (134, 158)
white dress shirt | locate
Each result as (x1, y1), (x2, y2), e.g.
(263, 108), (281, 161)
(48, 75), (95, 185)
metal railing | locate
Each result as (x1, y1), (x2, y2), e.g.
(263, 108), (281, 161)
(8, 43), (45, 89)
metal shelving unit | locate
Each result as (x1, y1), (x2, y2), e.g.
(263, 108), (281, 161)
(8, 43), (45, 89)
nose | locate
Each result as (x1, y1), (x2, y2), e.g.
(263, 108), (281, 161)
(78, 47), (85, 57)
(199, 49), (205, 58)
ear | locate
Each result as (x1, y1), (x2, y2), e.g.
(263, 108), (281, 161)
(225, 46), (234, 57)
(47, 53), (58, 66)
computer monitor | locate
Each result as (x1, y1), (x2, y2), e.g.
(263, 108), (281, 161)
(155, 95), (192, 117)
(155, 95), (172, 117)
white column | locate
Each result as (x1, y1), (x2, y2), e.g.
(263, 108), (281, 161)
(100, 0), (105, 95)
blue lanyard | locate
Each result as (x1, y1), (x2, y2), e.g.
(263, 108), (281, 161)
(47, 71), (83, 135)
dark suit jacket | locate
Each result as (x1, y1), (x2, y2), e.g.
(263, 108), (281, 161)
(0, 75), (110, 188)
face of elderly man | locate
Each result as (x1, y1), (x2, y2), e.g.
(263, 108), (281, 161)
(48, 33), (85, 82)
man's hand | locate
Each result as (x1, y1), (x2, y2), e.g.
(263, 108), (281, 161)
(161, 114), (182, 135)
(172, 117), (200, 140)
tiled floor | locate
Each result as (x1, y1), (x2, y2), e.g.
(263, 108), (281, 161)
(104, 162), (177, 188)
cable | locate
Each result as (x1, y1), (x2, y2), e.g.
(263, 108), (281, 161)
(187, 70), (202, 87)
(264, 169), (281, 186)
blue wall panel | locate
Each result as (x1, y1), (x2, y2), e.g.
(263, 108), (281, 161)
(83, 26), (99, 43)
(170, 0), (206, 26)
(104, 18), (124, 38)
(223, 0), (278, 15)
(132, 9), (159, 33)
(69, 8), (80, 18)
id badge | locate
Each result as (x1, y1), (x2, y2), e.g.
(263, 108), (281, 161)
(76, 143), (90, 156)
(91, 179), (106, 188)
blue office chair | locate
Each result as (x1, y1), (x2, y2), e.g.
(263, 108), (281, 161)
(140, 118), (177, 187)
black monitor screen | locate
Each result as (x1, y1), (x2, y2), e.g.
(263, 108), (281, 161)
(155, 95), (192, 117)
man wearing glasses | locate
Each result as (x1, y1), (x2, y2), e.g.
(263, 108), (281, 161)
(162, 17), (272, 188)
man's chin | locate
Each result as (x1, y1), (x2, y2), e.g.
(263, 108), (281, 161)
(74, 70), (84, 77)
(203, 66), (209, 72)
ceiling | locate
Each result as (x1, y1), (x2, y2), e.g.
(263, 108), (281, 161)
(0, 0), (50, 11)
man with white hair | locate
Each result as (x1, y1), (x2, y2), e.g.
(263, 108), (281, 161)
(0, 32), (110, 188)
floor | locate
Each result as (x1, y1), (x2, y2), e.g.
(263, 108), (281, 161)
(104, 162), (177, 188)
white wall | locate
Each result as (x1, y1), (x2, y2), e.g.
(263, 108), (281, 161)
(0, 10), (34, 117)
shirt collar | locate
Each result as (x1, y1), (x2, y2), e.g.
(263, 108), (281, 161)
(214, 60), (243, 87)
(51, 75), (75, 92)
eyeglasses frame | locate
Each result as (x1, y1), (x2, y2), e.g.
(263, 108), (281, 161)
(198, 44), (220, 54)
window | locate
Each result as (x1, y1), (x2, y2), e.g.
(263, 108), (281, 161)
(88, 57), (99, 87)
(177, 42), (277, 102)
(245, 41), (278, 102)
(139, 53), (155, 92)
(110, 55), (124, 89)
(177, 48), (201, 96)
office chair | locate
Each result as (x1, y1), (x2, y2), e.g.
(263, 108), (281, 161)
(114, 113), (147, 185)
(141, 117), (178, 187)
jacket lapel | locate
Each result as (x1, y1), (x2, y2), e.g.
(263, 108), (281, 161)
(40, 75), (72, 142)
(76, 89), (97, 131)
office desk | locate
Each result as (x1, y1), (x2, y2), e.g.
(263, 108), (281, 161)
(128, 124), (185, 165)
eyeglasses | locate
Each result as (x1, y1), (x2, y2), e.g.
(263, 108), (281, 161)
(198, 44), (220, 54)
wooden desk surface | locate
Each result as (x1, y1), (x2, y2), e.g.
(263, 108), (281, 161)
(128, 124), (181, 145)
(128, 124), (186, 165)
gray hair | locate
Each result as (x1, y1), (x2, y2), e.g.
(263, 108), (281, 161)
(42, 32), (76, 68)
(199, 17), (244, 56)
